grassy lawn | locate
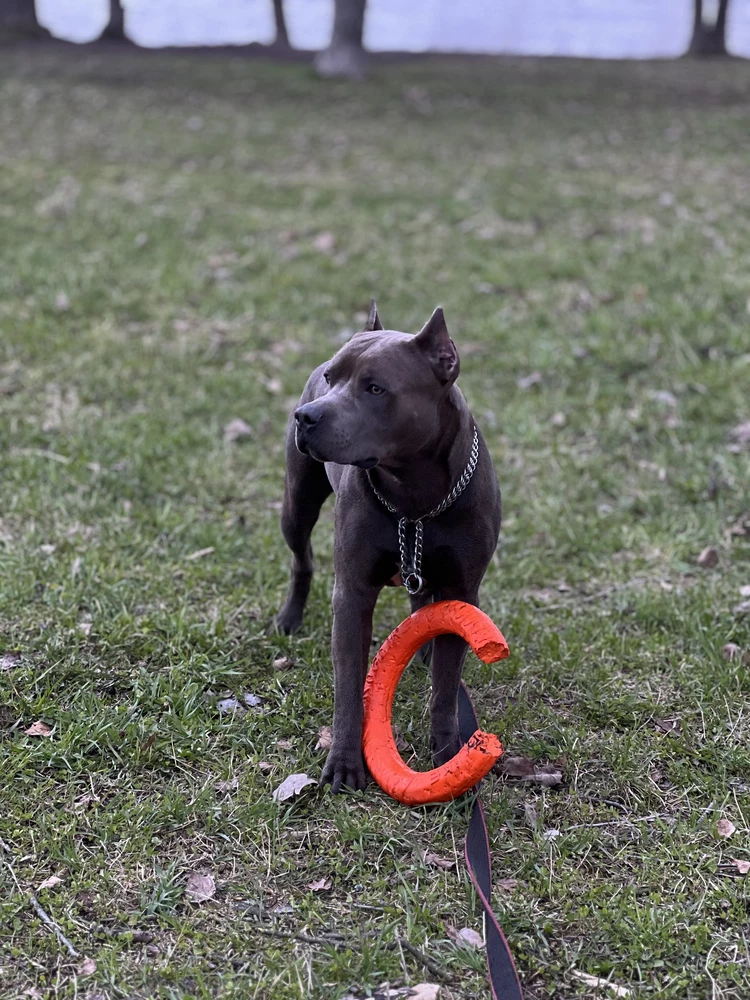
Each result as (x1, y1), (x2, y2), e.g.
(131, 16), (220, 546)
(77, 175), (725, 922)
(1, 45), (750, 1000)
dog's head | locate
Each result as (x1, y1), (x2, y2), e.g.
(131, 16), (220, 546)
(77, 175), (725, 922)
(294, 301), (460, 468)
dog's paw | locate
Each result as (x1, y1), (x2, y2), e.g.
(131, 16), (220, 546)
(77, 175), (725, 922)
(274, 608), (302, 636)
(320, 745), (367, 793)
(431, 727), (461, 767)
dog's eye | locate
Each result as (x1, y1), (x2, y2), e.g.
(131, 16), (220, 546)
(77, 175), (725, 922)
(367, 384), (385, 395)
(323, 370), (331, 384)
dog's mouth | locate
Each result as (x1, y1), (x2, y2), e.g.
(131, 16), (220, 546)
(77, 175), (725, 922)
(353, 458), (378, 470)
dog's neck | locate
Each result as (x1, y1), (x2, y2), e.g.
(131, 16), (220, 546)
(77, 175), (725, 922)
(368, 396), (475, 522)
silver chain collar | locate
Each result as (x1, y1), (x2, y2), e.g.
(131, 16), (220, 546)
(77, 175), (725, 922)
(368, 426), (480, 596)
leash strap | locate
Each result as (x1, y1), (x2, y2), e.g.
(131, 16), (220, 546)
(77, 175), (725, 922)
(458, 682), (524, 1000)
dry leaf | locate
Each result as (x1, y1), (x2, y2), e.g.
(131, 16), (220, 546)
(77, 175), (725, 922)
(185, 546), (214, 561)
(723, 643), (742, 661)
(524, 802), (539, 829)
(313, 231), (336, 253)
(697, 546), (719, 568)
(422, 851), (454, 870)
(408, 986), (440, 1000)
(499, 755), (563, 787)
(272, 773), (316, 803)
(497, 878), (517, 891)
(265, 377), (283, 395)
(243, 693), (262, 708)
(276, 738), (293, 750)
(572, 970), (630, 997)
(654, 718), (680, 736)
(315, 725), (333, 751)
(185, 872), (216, 903)
(273, 656), (295, 671)
(740, 585), (750, 598)
(77, 957), (97, 977)
(257, 761), (273, 772)
(55, 292), (71, 311)
(37, 874), (63, 891)
(25, 721), (52, 737)
(306, 878), (331, 891)
(717, 818), (736, 839)
(223, 418), (252, 443)
(448, 926), (484, 949)
(731, 858), (750, 874)
(649, 389), (678, 407)
(516, 371), (542, 390)
(551, 411), (567, 428)
(216, 777), (239, 793)
(733, 601), (750, 616)
(1, 652), (21, 671)
(728, 421), (750, 446)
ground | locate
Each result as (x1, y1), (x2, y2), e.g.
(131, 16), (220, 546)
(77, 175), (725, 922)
(1, 44), (749, 1000)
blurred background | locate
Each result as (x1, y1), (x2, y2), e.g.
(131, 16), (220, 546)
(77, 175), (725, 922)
(5, 0), (750, 60)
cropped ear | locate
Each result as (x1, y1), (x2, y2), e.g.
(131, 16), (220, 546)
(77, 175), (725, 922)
(413, 307), (459, 385)
(363, 298), (384, 332)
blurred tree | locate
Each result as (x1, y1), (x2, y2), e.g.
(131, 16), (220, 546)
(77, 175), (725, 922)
(272, 0), (291, 49)
(690, 0), (730, 56)
(99, 0), (130, 42)
(0, 0), (50, 37)
(315, 0), (367, 79)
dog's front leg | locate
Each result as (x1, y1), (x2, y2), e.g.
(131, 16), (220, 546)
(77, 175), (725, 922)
(320, 580), (379, 793)
(430, 587), (480, 767)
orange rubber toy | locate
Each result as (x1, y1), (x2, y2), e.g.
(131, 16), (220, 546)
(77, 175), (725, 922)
(362, 601), (510, 806)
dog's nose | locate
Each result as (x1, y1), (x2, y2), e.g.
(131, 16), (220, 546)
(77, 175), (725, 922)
(295, 403), (324, 428)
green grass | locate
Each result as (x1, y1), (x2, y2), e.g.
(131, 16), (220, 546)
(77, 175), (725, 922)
(1, 45), (750, 1000)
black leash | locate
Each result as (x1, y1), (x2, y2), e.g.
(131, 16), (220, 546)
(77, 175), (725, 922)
(458, 681), (524, 1000)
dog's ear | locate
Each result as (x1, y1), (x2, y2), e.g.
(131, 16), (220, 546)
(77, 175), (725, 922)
(414, 307), (459, 385)
(363, 299), (384, 332)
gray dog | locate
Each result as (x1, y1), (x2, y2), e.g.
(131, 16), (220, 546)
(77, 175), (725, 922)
(277, 302), (501, 792)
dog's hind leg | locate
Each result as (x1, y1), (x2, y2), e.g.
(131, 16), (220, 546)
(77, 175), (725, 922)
(276, 416), (333, 634)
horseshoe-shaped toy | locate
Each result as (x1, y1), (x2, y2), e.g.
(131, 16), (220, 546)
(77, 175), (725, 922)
(362, 600), (510, 805)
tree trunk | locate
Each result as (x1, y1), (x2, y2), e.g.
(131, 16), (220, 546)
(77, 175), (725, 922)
(314, 0), (367, 80)
(689, 0), (730, 57)
(0, 0), (50, 38)
(272, 0), (290, 49)
(99, 0), (129, 42)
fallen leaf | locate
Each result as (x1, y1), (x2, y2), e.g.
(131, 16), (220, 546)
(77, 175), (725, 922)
(524, 802), (539, 829)
(217, 692), (261, 715)
(185, 546), (214, 561)
(740, 585), (750, 597)
(273, 656), (295, 671)
(422, 851), (454, 870)
(550, 411), (566, 428)
(257, 761), (273, 772)
(408, 986), (440, 1000)
(216, 777), (239, 793)
(23, 989), (44, 999)
(723, 643), (742, 661)
(733, 601), (750, 616)
(543, 828), (561, 841)
(717, 818), (736, 839)
(497, 878), (517, 891)
(25, 721), (52, 737)
(78, 621), (92, 636)
(654, 718), (680, 736)
(185, 872), (216, 903)
(272, 773), (316, 802)
(276, 738), (294, 750)
(315, 725), (333, 751)
(729, 514), (750, 538)
(728, 421), (750, 446)
(649, 389), (678, 407)
(572, 970), (630, 997)
(243, 693), (262, 708)
(55, 292), (70, 311)
(696, 546), (719, 568)
(77, 957), (97, 977)
(131, 929), (154, 943)
(306, 878), (331, 892)
(223, 418), (252, 442)
(67, 793), (99, 813)
(499, 755), (563, 787)
(265, 377), (283, 394)
(37, 874), (63, 891)
(448, 926), (484, 949)
(313, 231), (336, 253)
(516, 371), (542, 390)
(1, 652), (21, 671)
(730, 858), (750, 875)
